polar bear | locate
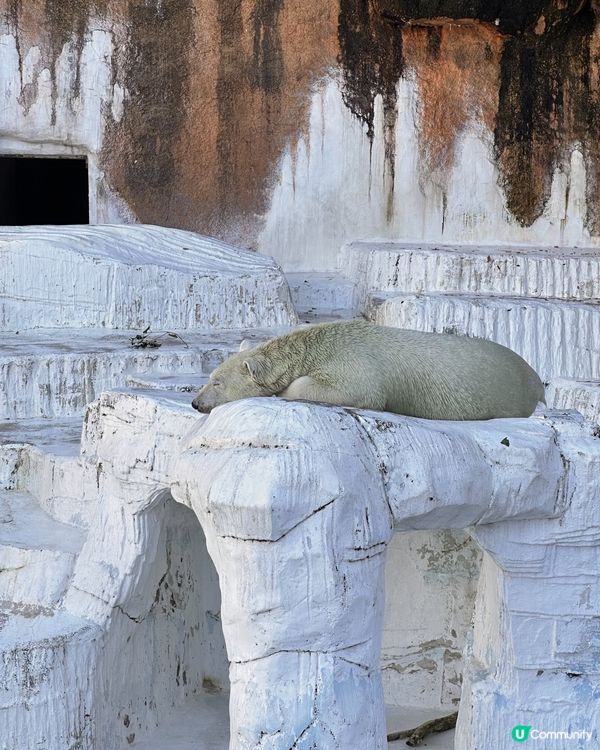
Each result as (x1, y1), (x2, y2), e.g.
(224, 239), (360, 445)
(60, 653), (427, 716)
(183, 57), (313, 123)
(191, 320), (544, 420)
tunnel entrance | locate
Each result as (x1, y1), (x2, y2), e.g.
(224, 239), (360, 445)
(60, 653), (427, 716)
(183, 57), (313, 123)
(0, 155), (89, 225)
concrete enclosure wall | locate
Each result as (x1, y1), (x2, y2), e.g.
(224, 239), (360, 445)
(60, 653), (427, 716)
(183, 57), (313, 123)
(2, 1), (600, 268)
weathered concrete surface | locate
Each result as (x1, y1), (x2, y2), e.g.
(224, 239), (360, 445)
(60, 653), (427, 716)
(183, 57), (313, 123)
(457, 411), (600, 749)
(0, 489), (84, 607)
(3, 2), (600, 268)
(2, 387), (598, 749)
(0, 225), (296, 331)
(344, 242), (600, 303)
(0, 326), (283, 420)
(171, 397), (573, 748)
(0, 391), (229, 750)
(546, 379), (600, 426)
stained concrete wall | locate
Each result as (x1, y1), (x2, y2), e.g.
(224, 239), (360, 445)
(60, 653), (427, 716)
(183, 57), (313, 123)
(2, 1), (600, 267)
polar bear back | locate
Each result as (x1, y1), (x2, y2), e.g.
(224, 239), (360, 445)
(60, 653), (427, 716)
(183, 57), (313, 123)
(299, 321), (544, 420)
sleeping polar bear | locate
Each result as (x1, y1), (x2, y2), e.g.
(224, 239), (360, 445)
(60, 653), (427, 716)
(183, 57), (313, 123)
(191, 320), (544, 420)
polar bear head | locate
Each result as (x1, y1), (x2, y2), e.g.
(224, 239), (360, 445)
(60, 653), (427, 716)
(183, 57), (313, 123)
(191, 349), (276, 413)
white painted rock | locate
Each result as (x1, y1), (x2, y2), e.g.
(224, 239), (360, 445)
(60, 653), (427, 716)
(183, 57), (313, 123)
(0, 328), (240, 420)
(2, 390), (598, 750)
(172, 398), (573, 749)
(457, 411), (600, 749)
(546, 378), (600, 426)
(344, 241), (600, 303)
(0, 391), (228, 750)
(0, 225), (297, 331)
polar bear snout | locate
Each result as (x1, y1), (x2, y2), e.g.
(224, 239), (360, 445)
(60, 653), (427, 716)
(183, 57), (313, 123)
(191, 385), (217, 413)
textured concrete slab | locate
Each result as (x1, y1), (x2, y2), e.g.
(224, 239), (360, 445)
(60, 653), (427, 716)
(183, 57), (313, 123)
(131, 697), (456, 750)
(0, 490), (85, 607)
(132, 694), (229, 750)
(0, 225), (297, 331)
(0, 327), (287, 420)
(286, 271), (358, 319)
(344, 241), (600, 302)
(546, 378), (600, 425)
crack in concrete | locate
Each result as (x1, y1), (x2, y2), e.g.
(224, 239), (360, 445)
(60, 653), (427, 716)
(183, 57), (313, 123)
(217, 495), (337, 544)
(343, 409), (395, 525)
(231, 641), (371, 666)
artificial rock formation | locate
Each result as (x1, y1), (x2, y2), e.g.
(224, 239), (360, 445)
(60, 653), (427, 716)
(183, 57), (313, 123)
(0, 224), (295, 331)
(3, 383), (599, 748)
(2, 225), (599, 749)
(172, 396), (599, 749)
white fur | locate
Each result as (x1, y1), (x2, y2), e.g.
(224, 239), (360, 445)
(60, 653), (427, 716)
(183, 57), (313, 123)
(192, 321), (545, 420)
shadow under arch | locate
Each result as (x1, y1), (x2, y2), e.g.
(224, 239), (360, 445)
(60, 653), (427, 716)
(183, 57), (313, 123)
(92, 488), (229, 748)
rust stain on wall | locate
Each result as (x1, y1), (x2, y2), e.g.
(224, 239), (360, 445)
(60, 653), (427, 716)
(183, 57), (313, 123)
(336, 0), (600, 229)
(3, 0), (111, 120)
(2, 0), (339, 240)
(169, 0), (339, 244)
(338, 0), (403, 220)
(104, 0), (196, 224)
(338, 0), (403, 141)
(3, 0), (600, 238)
(402, 24), (503, 181)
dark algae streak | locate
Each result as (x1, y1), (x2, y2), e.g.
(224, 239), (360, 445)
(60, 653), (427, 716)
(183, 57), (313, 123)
(494, 1), (600, 229)
(338, 0), (403, 219)
(104, 0), (196, 223)
(337, 0), (600, 230)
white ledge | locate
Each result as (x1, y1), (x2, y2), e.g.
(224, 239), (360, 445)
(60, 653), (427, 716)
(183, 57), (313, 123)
(0, 225), (297, 331)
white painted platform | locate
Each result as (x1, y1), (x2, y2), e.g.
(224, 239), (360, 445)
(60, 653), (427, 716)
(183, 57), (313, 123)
(0, 223), (597, 749)
(546, 378), (600, 425)
(0, 420), (98, 527)
(0, 327), (287, 420)
(344, 241), (600, 302)
(0, 490), (85, 607)
(367, 291), (600, 381)
(0, 605), (101, 750)
(0, 225), (297, 331)
(0, 416), (83, 454)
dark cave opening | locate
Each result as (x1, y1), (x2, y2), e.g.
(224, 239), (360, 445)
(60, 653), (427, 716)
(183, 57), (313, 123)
(0, 155), (89, 225)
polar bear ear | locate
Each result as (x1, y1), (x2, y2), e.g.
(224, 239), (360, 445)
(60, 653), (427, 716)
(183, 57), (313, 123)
(244, 355), (269, 387)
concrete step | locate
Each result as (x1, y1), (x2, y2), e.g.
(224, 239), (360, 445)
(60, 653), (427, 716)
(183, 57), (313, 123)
(0, 327), (288, 420)
(286, 272), (358, 320)
(0, 224), (297, 331)
(366, 291), (600, 382)
(0, 417), (98, 526)
(0, 490), (85, 608)
(546, 379), (600, 426)
(0, 605), (100, 750)
(131, 693), (229, 750)
(126, 373), (208, 393)
(343, 241), (600, 303)
(0, 415), (83, 457)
